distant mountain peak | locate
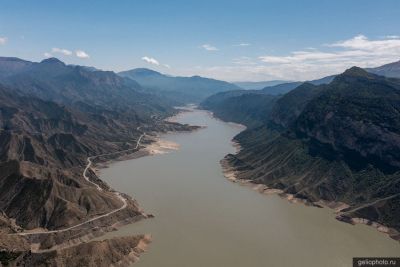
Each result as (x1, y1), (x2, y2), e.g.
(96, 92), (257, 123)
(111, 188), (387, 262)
(118, 67), (241, 102)
(341, 66), (373, 78)
(0, 56), (31, 63)
(40, 57), (65, 66)
(121, 68), (162, 76)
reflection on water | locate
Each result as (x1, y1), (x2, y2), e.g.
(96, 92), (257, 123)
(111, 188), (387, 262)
(98, 109), (400, 267)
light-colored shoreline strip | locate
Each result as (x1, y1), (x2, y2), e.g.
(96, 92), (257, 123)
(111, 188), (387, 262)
(221, 142), (400, 241)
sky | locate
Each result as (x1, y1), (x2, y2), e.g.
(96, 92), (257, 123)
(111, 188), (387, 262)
(0, 0), (400, 82)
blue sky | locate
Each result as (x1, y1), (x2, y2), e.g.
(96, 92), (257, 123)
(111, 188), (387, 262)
(1, 0), (400, 81)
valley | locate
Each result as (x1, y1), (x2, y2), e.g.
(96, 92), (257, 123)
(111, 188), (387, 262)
(2, 2), (400, 266)
(95, 108), (400, 267)
(0, 55), (400, 266)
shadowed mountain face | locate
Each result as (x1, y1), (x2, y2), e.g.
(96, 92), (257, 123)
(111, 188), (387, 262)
(0, 86), (134, 230)
(0, 58), (173, 120)
(294, 68), (400, 171)
(202, 75), (338, 112)
(200, 90), (279, 127)
(118, 68), (241, 103)
(268, 82), (324, 129)
(261, 75), (336, 95)
(199, 74), (340, 128)
(0, 57), (195, 232)
(202, 67), (400, 232)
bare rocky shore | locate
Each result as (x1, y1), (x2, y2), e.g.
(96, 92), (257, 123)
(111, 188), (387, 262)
(220, 140), (400, 242)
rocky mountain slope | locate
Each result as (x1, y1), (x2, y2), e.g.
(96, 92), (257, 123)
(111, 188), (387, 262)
(0, 57), (174, 119)
(0, 86), (139, 230)
(0, 57), (197, 265)
(202, 67), (400, 238)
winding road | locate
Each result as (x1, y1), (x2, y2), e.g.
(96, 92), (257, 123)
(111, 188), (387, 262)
(14, 128), (146, 236)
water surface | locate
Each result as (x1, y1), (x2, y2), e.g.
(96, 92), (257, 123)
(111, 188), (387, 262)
(99, 109), (400, 267)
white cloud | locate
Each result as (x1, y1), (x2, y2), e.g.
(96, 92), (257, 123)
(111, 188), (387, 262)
(76, 50), (90, 59)
(52, 47), (72, 56)
(256, 34), (400, 80)
(0, 36), (7, 45)
(233, 43), (251, 47)
(328, 34), (400, 52)
(201, 44), (218, 51)
(45, 48), (89, 59)
(172, 34), (400, 82)
(141, 56), (170, 69)
(142, 56), (160, 66)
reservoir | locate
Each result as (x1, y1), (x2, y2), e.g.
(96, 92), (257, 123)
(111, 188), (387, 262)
(98, 109), (400, 267)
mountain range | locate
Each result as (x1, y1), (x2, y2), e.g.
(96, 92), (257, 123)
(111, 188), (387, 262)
(238, 60), (400, 96)
(1, 56), (400, 264)
(366, 60), (400, 78)
(0, 56), (197, 265)
(201, 60), (400, 119)
(118, 68), (241, 103)
(201, 63), (400, 239)
(234, 80), (291, 90)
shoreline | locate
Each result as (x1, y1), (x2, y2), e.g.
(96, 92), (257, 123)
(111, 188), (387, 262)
(220, 139), (400, 243)
(93, 137), (181, 172)
(13, 108), (199, 266)
(80, 108), (200, 262)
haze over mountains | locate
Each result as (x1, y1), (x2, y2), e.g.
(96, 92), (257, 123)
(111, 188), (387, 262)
(234, 80), (291, 90)
(118, 68), (241, 103)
